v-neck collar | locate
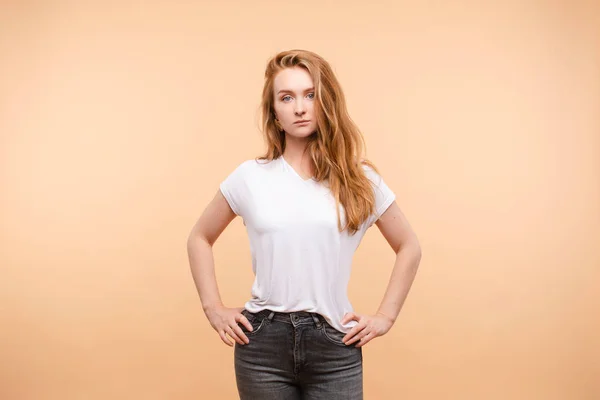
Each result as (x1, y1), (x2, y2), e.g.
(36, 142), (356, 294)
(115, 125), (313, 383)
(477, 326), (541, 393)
(280, 155), (316, 183)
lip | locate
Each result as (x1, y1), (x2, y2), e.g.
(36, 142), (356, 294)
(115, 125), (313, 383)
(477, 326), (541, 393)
(294, 120), (310, 124)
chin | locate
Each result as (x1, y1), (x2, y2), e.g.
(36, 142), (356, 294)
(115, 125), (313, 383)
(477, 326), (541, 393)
(289, 131), (316, 139)
(292, 125), (317, 135)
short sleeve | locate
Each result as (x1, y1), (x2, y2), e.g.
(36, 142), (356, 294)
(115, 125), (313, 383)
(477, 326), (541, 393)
(219, 161), (250, 217)
(362, 164), (396, 226)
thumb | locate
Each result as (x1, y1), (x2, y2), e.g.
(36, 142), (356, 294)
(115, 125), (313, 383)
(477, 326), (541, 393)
(341, 312), (354, 324)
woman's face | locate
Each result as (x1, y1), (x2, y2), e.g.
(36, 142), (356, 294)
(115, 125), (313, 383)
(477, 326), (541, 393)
(272, 67), (318, 139)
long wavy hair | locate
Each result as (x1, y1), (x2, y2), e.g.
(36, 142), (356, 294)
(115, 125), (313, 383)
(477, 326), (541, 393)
(256, 49), (382, 235)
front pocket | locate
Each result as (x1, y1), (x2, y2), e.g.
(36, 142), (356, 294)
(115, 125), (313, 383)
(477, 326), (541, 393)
(320, 323), (348, 346)
(239, 311), (267, 336)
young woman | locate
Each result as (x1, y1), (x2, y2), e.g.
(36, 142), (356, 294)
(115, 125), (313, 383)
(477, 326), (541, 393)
(187, 49), (422, 399)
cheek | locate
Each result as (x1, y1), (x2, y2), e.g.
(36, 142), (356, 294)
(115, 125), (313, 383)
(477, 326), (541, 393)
(283, 109), (298, 124)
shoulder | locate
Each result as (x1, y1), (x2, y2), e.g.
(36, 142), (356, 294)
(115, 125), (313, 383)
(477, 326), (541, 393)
(240, 157), (276, 172)
(359, 159), (382, 182)
(224, 157), (276, 177)
(226, 158), (263, 171)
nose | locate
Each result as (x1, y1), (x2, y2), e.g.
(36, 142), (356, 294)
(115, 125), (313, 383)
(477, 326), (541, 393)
(294, 101), (306, 116)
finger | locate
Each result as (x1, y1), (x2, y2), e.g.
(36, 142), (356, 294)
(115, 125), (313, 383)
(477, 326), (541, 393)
(231, 322), (250, 344)
(343, 323), (367, 344)
(236, 314), (254, 332)
(341, 312), (358, 324)
(225, 325), (245, 345)
(219, 330), (233, 347)
(356, 331), (377, 347)
(351, 330), (372, 347)
(346, 326), (370, 345)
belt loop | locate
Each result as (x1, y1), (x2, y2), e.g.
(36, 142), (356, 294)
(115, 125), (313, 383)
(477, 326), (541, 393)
(267, 311), (275, 321)
(311, 313), (322, 329)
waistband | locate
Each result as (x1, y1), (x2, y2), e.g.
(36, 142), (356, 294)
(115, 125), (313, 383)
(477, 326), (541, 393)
(244, 308), (327, 327)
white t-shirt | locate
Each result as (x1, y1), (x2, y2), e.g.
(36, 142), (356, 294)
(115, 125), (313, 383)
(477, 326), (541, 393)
(219, 155), (395, 333)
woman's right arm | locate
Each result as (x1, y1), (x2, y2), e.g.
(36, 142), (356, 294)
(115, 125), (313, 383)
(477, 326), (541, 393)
(186, 189), (253, 346)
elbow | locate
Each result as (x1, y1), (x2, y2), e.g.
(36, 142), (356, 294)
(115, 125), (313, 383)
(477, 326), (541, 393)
(187, 226), (212, 250)
(186, 232), (195, 252)
(396, 239), (422, 260)
(414, 244), (422, 263)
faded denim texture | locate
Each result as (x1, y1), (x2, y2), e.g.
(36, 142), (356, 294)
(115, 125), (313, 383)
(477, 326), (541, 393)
(234, 309), (363, 400)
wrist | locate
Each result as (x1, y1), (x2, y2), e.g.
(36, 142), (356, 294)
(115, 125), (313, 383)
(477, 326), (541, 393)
(376, 310), (396, 324)
(203, 302), (224, 314)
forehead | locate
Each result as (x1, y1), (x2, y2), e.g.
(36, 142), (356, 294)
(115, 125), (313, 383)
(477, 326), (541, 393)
(273, 67), (314, 91)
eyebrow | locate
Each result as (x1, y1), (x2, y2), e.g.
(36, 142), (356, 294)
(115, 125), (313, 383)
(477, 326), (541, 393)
(277, 87), (315, 95)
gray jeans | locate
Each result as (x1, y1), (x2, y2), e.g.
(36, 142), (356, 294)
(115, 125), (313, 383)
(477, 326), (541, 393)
(234, 309), (363, 400)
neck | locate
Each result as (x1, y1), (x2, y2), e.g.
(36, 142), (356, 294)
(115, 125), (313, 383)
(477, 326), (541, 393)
(282, 134), (309, 162)
(282, 135), (314, 177)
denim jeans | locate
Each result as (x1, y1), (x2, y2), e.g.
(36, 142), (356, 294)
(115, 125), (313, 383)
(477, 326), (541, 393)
(234, 309), (363, 400)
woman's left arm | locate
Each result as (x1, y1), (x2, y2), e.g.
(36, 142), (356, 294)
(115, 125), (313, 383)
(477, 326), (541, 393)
(373, 200), (422, 322)
(341, 201), (422, 347)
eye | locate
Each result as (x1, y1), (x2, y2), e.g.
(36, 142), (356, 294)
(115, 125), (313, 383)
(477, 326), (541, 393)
(282, 95), (292, 102)
(307, 93), (315, 99)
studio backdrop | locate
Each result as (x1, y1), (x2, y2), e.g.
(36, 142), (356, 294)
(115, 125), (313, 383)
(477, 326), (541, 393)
(1, 1), (599, 399)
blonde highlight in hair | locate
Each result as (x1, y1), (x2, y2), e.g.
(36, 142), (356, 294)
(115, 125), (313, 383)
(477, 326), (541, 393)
(256, 49), (381, 235)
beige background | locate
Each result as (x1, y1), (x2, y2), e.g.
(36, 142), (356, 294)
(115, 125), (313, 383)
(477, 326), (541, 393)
(1, 1), (599, 399)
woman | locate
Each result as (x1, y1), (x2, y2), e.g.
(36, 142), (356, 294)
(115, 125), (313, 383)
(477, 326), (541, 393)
(187, 49), (422, 399)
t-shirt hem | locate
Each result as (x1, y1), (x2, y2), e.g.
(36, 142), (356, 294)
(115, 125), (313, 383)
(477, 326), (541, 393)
(376, 192), (396, 220)
(219, 182), (241, 216)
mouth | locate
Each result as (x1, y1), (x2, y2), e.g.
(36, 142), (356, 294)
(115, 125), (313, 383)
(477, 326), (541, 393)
(294, 120), (310, 125)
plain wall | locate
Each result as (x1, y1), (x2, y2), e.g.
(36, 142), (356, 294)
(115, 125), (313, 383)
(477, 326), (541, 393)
(1, 1), (599, 399)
